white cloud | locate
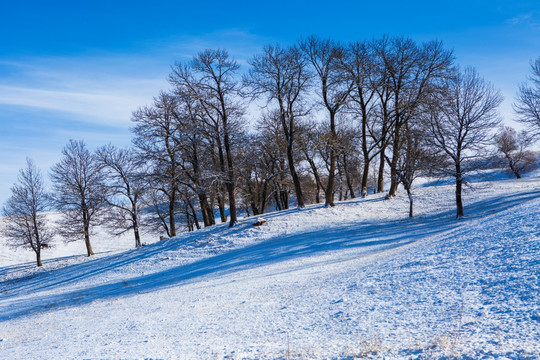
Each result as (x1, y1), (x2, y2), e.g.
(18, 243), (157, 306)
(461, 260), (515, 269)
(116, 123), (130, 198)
(0, 56), (170, 126)
(0, 29), (270, 128)
(0, 85), (148, 125)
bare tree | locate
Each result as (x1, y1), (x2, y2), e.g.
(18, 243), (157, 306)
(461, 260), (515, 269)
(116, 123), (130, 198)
(96, 144), (147, 248)
(376, 36), (454, 198)
(2, 158), (52, 266)
(494, 126), (537, 179)
(50, 140), (106, 256)
(297, 121), (327, 203)
(342, 40), (382, 196)
(335, 122), (362, 200)
(245, 44), (311, 208)
(169, 89), (216, 227)
(170, 49), (243, 227)
(132, 92), (182, 238)
(300, 35), (353, 207)
(514, 57), (540, 139)
(426, 67), (503, 218)
(392, 122), (440, 217)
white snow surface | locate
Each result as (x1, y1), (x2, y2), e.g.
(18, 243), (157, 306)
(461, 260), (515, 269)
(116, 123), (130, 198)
(0, 176), (539, 359)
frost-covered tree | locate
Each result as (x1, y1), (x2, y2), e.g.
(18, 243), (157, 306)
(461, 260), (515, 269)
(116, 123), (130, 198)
(50, 140), (106, 256)
(494, 126), (537, 179)
(2, 158), (52, 266)
(426, 67), (503, 218)
(514, 57), (540, 139)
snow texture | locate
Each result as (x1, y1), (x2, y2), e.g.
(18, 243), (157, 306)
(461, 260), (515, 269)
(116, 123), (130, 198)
(0, 176), (539, 359)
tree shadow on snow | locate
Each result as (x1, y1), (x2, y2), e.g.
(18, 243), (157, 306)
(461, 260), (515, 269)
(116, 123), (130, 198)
(0, 189), (539, 322)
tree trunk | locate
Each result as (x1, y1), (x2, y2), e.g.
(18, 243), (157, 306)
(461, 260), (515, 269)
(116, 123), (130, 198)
(186, 199), (200, 230)
(130, 201), (142, 248)
(508, 159), (521, 179)
(377, 151), (385, 193)
(325, 113), (337, 207)
(168, 189), (177, 237)
(306, 156), (324, 202)
(343, 155), (356, 199)
(198, 192), (215, 227)
(186, 203), (193, 232)
(222, 120), (237, 227)
(287, 145), (305, 208)
(84, 227), (94, 256)
(455, 174), (464, 218)
(36, 250), (42, 267)
(259, 180), (268, 214)
(250, 202), (260, 216)
(387, 127), (401, 198)
(280, 190), (289, 210)
(406, 186), (414, 218)
(82, 207), (94, 256)
(134, 226), (141, 248)
(274, 191), (282, 211)
(225, 180), (237, 227)
(361, 161), (370, 197)
(282, 112), (305, 208)
(216, 193), (227, 223)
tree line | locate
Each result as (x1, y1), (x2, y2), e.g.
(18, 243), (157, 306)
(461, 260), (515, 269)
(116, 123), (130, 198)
(2, 35), (539, 266)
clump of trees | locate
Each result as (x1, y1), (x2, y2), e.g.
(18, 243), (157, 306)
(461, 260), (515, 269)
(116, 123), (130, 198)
(2, 37), (539, 266)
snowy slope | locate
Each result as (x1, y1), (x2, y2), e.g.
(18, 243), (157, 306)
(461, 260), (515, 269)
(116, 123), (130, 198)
(0, 177), (539, 359)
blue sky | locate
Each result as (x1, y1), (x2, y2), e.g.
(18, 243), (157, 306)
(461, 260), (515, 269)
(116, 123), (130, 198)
(1, 0), (539, 205)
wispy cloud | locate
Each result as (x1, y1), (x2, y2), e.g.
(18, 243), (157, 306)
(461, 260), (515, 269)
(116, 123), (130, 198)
(0, 28), (270, 206)
(0, 58), (168, 126)
(0, 85), (149, 125)
(0, 29), (270, 128)
(505, 12), (540, 29)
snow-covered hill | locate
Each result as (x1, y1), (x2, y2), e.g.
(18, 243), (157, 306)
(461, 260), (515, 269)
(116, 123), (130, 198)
(0, 177), (539, 359)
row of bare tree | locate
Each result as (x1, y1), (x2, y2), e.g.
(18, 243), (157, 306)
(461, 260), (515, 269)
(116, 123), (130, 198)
(3, 36), (539, 266)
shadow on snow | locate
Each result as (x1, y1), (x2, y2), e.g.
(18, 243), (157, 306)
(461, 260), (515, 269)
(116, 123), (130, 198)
(1, 188), (539, 322)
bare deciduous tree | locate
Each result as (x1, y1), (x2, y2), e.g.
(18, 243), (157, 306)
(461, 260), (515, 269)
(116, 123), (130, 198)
(342, 40), (381, 197)
(2, 158), (52, 266)
(426, 67), (503, 218)
(96, 144), (147, 248)
(494, 126), (537, 179)
(300, 35), (353, 207)
(297, 121), (327, 203)
(170, 49), (244, 227)
(514, 57), (540, 139)
(132, 94), (182, 237)
(392, 122), (440, 217)
(50, 140), (106, 256)
(376, 36), (454, 198)
(169, 89), (216, 227)
(245, 44), (311, 208)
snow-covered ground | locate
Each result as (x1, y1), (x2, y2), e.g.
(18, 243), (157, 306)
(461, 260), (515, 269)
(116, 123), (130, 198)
(0, 175), (539, 359)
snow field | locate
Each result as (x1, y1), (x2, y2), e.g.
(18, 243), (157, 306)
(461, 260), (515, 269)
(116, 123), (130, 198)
(0, 176), (539, 359)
